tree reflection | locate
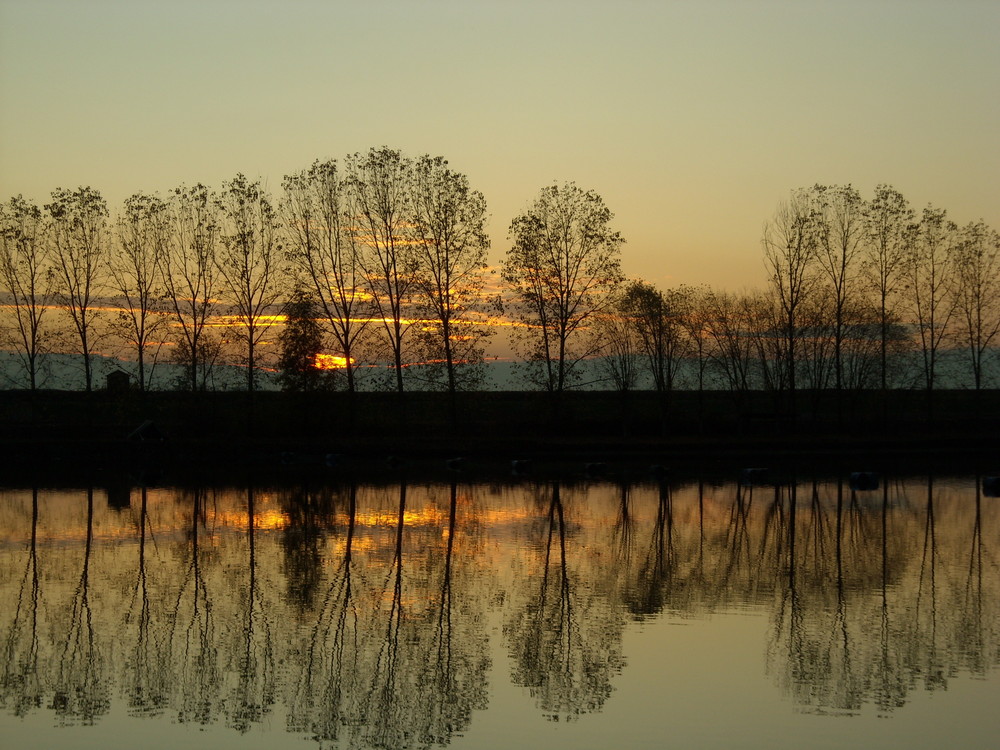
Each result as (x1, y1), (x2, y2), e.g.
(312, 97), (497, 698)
(52, 488), (109, 724)
(623, 479), (673, 618)
(226, 486), (276, 732)
(417, 480), (489, 746)
(168, 488), (220, 725)
(873, 479), (907, 712)
(506, 482), (625, 720)
(360, 482), (408, 749)
(1, 487), (42, 716)
(281, 484), (333, 612)
(0, 474), (997, 738)
(122, 486), (169, 717)
(764, 473), (997, 715)
(287, 483), (360, 744)
(913, 474), (944, 692)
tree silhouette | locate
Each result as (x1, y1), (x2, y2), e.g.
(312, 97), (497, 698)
(161, 184), (220, 391)
(410, 154), (492, 398)
(215, 175), (285, 392)
(762, 189), (823, 418)
(503, 183), (624, 393)
(0, 196), (54, 390)
(277, 288), (328, 392)
(112, 193), (169, 391)
(46, 187), (109, 392)
(347, 147), (419, 393)
(905, 207), (958, 415)
(862, 184), (912, 395)
(283, 159), (373, 393)
(952, 220), (1000, 390)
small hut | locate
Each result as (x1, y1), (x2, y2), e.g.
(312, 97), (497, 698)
(106, 369), (131, 394)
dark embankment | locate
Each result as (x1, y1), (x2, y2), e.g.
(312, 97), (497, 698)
(1, 388), (997, 484)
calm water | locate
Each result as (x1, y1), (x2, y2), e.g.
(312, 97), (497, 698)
(1, 474), (998, 749)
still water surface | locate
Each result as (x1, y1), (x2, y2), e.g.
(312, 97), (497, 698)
(1, 474), (998, 749)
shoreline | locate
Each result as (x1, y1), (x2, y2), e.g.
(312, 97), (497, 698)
(2, 387), (997, 485)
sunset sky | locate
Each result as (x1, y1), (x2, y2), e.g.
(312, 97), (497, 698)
(1, 0), (997, 292)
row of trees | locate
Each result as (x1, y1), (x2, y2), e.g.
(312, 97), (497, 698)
(0, 149), (495, 393)
(592, 185), (1000, 402)
(2, 154), (999, 395)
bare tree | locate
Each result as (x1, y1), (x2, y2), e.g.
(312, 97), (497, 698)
(283, 159), (372, 392)
(952, 220), (1000, 390)
(161, 184), (220, 391)
(0, 196), (54, 390)
(591, 298), (641, 391)
(619, 281), (692, 396)
(702, 290), (759, 394)
(346, 147), (418, 393)
(502, 182), (624, 392)
(796, 285), (836, 392)
(46, 187), (109, 391)
(862, 184), (913, 392)
(214, 175), (285, 392)
(410, 154), (492, 394)
(112, 192), (169, 391)
(904, 206), (958, 394)
(743, 289), (788, 395)
(678, 285), (713, 416)
(813, 184), (865, 392)
(762, 189), (823, 414)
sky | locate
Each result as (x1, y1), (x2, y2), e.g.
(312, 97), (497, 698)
(1, 0), (997, 292)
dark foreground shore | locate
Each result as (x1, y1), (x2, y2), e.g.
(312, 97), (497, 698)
(1, 388), (997, 485)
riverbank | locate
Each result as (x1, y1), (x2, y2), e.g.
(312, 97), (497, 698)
(1, 389), (997, 484)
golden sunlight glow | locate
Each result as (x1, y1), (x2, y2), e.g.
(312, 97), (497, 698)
(203, 314), (288, 328)
(313, 353), (353, 370)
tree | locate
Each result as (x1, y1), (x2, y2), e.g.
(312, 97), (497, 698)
(678, 285), (712, 417)
(112, 192), (169, 391)
(46, 186), (109, 392)
(410, 154), (492, 395)
(502, 182), (624, 392)
(904, 206), (958, 394)
(952, 220), (1000, 390)
(0, 196), (54, 390)
(619, 281), (691, 396)
(813, 184), (865, 392)
(591, 296), (641, 391)
(283, 159), (372, 393)
(161, 184), (220, 391)
(277, 288), (328, 391)
(346, 147), (418, 392)
(762, 189), (823, 415)
(862, 184), (912, 392)
(214, 175), (284, 392)
(703, 290), (763, 396)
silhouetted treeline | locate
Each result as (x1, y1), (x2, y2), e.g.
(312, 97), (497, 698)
(2, 158), (998, 395)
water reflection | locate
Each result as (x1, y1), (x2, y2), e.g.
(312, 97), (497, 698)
(1, 474), (997, 745)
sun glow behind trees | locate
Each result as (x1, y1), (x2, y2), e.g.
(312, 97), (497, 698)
(2, 166), (1000, 392)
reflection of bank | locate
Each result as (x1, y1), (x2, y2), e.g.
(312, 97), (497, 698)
(0, 474), (997, 737)
(766, 474), (999, 715)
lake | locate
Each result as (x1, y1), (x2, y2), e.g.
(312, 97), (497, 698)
(1, 471), (998, 749)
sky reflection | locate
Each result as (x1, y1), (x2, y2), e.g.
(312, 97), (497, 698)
(1, 475), (998, 748)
